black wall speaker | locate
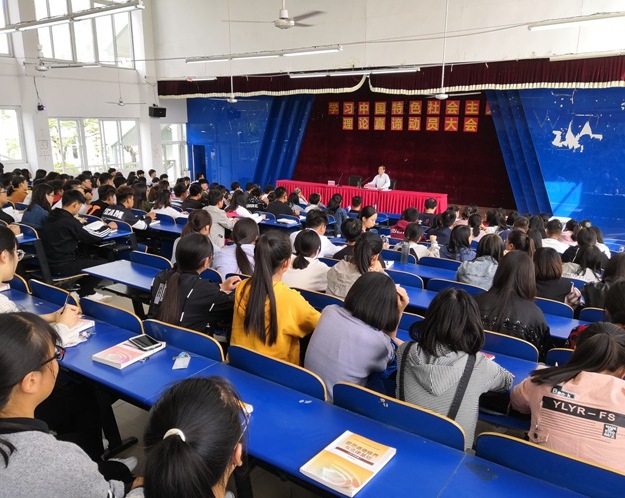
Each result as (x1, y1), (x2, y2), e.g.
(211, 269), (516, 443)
(149, 106), (167, 117)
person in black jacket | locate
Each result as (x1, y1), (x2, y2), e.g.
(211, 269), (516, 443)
(39, 190), (116, 297)
(102, 185), (156, 230)
(148, 233), (240, 335)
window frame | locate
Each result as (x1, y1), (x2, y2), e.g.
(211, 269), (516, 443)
(161, 123), (188, 178)
(0, 106), (27, 164)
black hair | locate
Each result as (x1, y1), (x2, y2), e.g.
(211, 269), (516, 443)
(308, 192), (321, 205)
(181, 210), (212, 237)
(341, 218), (362, 243)
(61, 189), (86, 207)
(305, 209), (329, 230)
(605, 279), (625, 324)
(132, 182), (148, 208)
(507, 229), (535, 258)
(7, 176), (26, 196)
(157, 234), (214, 324)
(533, 247), (562, 281)
(359, 206), (377, 222)
(588, 226), (605, 244)
(603, 253), (625, 283)
(292, 230), (321, 270)
(287, 192), (301, 208)
(232, 218), (258, 276)
(188, 184), (202, 197)
(345, 272), (401, 332)
(231, 181), (240, 191)
(564, 219), (580, 234)
(506, 211), (520, 226)
(410, 288), (484, 356)
(26, 183), (53, 212)
(445, 225), (471, 255)
(239, 231), (292, 346)
(327, 194), (343, 214)
(352, 232), (383, 274)
(113, 176), (127, 189)
(529, 322), (625, 386)
(34, 169), (47, 181)
(468, 213), (482, 238)
(574, 245), (603, 279)
(173, 182), (188, 198)
(225, 190), (246, 213)
(528, 215), (545, 234)
(273, 186), (288, 200)
(207, 189), (224, 206)
(98, 185), (117, 203)
(351, 195), (362, 208)
(115, 185), (134, 204)
(424, 198), (437, 210)
(0, 313), (61, 467)
(152, 189), (172, 210)
(485, 210), (507, 232)
(461, 204), (478, 220)
(546, 219), (563, 236)
(403, 223), (424, 243)
(573, 228), (597, 248)
(440, 210), (456, 228)
(98, 172), (113, 185)
(476, 234), (503, 262)
(400, 207), (419, 222)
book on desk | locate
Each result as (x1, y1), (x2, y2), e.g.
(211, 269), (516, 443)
(300, 430), (396, 497)
(92, 338), (166, 369)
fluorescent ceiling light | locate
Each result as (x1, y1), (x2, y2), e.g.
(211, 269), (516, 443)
(18, 16), (71, 31)
(187, 76), (217, 81)
(550, 50), (625, 61)
(283, 45), (342, 57)
(73, 0), (145, 21)
(528, 11), (625, 31)
(370, 67), (420, 74)
(235, 54), (280, 61)
(329, 70), (371, 77)
(289, 72), (330, 78)
(0, 26), (17, 34)
(186, 56), (229, 64)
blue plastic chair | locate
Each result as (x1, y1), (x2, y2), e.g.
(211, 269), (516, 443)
(80, 298), (143, 335)
(256, 211), (276, 221)
(399, 312), (424, 332)
(566, 277), (587, 291)
(333, 383), (465, 451)
(8, 274), (30, 294)
(155, 213), (176, 225)
(276, 214), (301, 225)
(225, 273), (250, 280)
(144, 319), (224, 362)
(228, 345), (327, 401)
(535, 297), (574, 318)
(382, 249), (417, 265)
(426, 278), (487, 296)
(418, 257), (461, 271)
(131, 208), (147, 217)
(579, 307), (606, 322)
(475, 432), (625, 498)
(176, 216), (188, 226)
(200, 268), (223, 283)
(386, 269), (424, 289)
(318, 257), (340, 267)
(294, 288), (343, 311)
(483, 330), (539, 362)
(129, 251), (172, 270)
(545, 347), (574, 366)
(29, 279), (79, 307)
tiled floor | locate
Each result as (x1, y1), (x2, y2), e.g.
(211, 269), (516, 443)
(104, 289), (322, 497)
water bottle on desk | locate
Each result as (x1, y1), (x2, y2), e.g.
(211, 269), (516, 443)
(400, 241), (410, 264)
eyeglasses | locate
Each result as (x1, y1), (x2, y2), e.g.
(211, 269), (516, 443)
(40, 345), (66, 367)
(15, 249), (25, 261)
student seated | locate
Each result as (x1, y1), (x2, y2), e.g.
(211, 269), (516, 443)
(282, 230), (331, 292)
(0, 313), (135, 497)
(213, 217), (258, 277)
(304, 192), (323, 212)
(417, 197), (437, 228)
(394, 223), (440, 261)
(505, 229), (535, 258)
(333, 218), (362, 260)
(562, 245), (603, 283)
(150, 189), (184, 219)
(265, 186), (295, 217)
(289, 210), (340, 258)
(7, 175), (28, 204)
(439, 225), (476, 262)
(425, 210), (455, 246)
(326, 193), (348, 236)
(511, 322), (625, 473)
(148, 233), (240, 335)
(397, 288), (513, 449)
(21, 183), (53, 230)
(132, 377), (246, 497)
(171, 209), (213, 265)
(181, 183), (207, 210)
(86, 184), (116, 218)
(349, 195), (362, 214)
(456, 233), (502, 289)
(287, 192), (303, 215)
(390, 207), (419, 238)
(225, 190), (262, 222)
(0, 183), (22, 234)
(204, 189), (236, 249)
(580, 253), (625, 309)
(327, 232), (384, 299)
(39, 190), (115, 298)
(103, 186), (156, 230)
(170, 182), (188, 209)
(359, 206), (379, 233)
(541, 219), (569, 253)
(473, 251), (551, 360)
(305, 272), (408, 400)
(231, 231), (320, 365)
(533, 247), (581, 308)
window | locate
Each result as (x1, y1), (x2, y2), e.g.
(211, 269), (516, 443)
(35, 0), (135, 67)
(0, 108), (26, 163)
(49, 118), (140, 174)
(161, 124), (187, 178)
(0, 2), (10, 55)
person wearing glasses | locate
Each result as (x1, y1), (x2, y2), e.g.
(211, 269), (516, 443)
(0, 225), (82, 346)
(0, 313), (136, 497)
(128, 377), (247, 497)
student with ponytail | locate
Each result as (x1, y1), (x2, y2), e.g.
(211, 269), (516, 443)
(171, 209), (212, 265)
(505, 229), (535, 258)
(511, 322), (625, 473)
(282, 229), (330, 292)
(129, 377), (246, 498)
(213, 217), (258, 277)
(148, 233), (240, 335)
(231, 230), (320, 365)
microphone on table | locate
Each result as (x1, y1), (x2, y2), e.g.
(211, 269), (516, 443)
(360, 176), (373, 188)
(336, 172), (344, 186)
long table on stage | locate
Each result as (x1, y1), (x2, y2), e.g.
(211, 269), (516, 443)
(277, 179), (448, 213)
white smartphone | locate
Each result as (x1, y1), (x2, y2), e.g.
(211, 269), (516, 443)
(128, 334), (162, 351)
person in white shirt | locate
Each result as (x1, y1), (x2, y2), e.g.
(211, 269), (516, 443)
(213, 218), (258, 277)
(225, 190), (263, 222)
(282, 230), (330, 292)
(368, 165), (391, 190)
(304, 192), (323, 213)
(150, 189), (185, 219)
(289, 210), (340, 258)
(541, 219), (570, 254)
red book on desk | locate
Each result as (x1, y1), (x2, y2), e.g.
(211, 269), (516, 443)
(92, 340), (165, 369)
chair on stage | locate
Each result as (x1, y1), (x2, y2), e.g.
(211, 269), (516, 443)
(381, 249), (417, 265)
(333, 383), (465, 451)
(418, 256), (461, 271)
(201, 268), (223, 283)
(535, 297), (574, 318)
(483, 330), (539, 362)
(579, 307), (606, 322)
(426, 278), (487, 296)
(348, 176), (362, 187)
(386, 268), (424, 289)
(144, 319), (224, 362)
(545, 347), (574, 366)
(475, 432), (625, 498)
(294, 287), (343, 312)
(30, 279), (79, 307)
(80, 298), (144, 335)
(228, 345), (327, 401)
(389, 179), (396, 190)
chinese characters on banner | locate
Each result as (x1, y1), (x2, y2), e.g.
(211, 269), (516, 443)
(331, 98), (483, 132)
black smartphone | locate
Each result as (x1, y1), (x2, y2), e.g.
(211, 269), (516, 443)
(128, 334), (162, 351)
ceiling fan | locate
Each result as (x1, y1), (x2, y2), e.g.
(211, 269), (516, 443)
(230, 0), (323, 29)
(25, 45), (100, 72)
(426, 0), (480, 100)
(106, 71), (146, 106)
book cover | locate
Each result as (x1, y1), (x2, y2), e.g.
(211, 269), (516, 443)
(92, 339), (165, 369)
(300, 430), (396, 497)
(71, 318), (95, 335)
